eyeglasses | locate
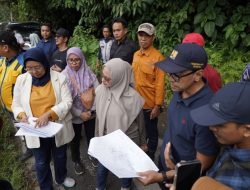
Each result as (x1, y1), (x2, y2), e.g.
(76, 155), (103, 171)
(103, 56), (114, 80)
(25, 66), (44, 72)
(67, 58), (81, 64)
(169, 70), (197, 82)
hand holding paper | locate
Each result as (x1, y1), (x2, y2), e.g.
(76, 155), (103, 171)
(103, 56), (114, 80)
(15, 117), (63, 138)
(34, 112), (51, 127)
(88, 129), (159, 178)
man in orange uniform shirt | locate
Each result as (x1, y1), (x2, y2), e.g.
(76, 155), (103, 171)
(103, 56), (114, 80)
(132, 23), (165, 161)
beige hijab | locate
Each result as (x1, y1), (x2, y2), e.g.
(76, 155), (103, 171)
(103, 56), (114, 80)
(95, 58), (144, 136)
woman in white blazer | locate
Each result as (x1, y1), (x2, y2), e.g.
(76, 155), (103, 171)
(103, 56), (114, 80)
(11, 48), (75, 190)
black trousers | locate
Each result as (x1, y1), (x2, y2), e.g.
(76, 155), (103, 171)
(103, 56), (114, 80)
(70, 118), (95, 162)
(143, 109), (159, 160)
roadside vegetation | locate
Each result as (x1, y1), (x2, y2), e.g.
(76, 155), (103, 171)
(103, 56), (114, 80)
(0, 109), (35, 190)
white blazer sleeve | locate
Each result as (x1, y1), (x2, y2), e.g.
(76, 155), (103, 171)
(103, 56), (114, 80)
(51, 74), (73, 120)
(11, 75), (26, 120)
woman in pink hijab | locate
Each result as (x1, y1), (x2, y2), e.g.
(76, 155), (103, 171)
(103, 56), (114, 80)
(63, 47), (99, 175)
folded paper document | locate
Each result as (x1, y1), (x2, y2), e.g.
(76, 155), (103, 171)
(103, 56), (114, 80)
(15, 117), (63, 138)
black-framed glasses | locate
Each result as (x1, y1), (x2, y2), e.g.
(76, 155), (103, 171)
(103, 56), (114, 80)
(169, 70), (197, 82)
(67, 58), (81, 64)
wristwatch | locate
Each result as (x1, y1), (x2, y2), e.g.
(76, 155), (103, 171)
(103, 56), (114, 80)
(161, 171), (170, 184)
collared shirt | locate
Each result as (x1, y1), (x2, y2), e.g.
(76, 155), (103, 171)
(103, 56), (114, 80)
(207, 146), (250, 190)
(132, 46), (165, 109)
(160, 84), (219, 170)
(110, 37), (138, 64)
(37, 37), (57, 61)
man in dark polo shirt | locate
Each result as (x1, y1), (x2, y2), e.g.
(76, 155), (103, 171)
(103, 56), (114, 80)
(158, 43), (219, 173)
(110, 17), (138, 64)
(137, 44), (220, 190)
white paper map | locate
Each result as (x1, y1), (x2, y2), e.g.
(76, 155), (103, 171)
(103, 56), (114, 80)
(88, 129), (158, 178)
(15, 117), (63, 138)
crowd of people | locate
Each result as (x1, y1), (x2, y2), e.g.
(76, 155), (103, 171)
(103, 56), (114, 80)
(0, 17), (249, 190)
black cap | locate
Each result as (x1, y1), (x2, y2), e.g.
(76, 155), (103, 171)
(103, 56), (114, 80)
(191, 82), (250, 126)
(0, 31), (20, 50)
(156, 43), (207, 73)
(56, 28), (70, 38)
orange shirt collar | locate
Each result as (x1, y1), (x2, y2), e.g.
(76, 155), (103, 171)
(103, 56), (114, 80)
(138, 46), (154, 57)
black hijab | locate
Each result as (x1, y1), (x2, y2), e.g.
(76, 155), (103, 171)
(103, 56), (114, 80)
(24, 48), (50, 86)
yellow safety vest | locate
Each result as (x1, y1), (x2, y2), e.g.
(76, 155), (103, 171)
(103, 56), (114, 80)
(0, 57), (23, 112)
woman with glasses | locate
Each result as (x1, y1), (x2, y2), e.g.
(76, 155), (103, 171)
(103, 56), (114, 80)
(11, 48), (75, 189)
(62, 47), (99, 175)
(95, 58), (147, 190)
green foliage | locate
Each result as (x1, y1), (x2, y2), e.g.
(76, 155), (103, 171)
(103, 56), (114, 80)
(13, 0), (250, 52)
(154, 1), (193, 55)
(206, 43), (250, 84)
(0, 3), (10, 21)
(223, 3), (250, 48)
(69, 26), (101, 76)
(0, 1), (19, 22)
(194, 0), (227, 39)
(0, 109), (30, 190)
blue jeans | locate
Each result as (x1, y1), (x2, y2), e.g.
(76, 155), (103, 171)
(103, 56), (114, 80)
(143, 109), (159, 160)
(32, 137), (67, 190)
(96, 162), (132, 190)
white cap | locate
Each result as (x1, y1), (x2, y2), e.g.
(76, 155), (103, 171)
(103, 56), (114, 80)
(137, 23), (155, 36)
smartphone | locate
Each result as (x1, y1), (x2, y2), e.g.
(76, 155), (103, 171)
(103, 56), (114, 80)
(173, 160), (202, 190)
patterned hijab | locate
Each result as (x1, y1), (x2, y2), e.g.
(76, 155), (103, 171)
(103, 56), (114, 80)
(241, 63), (250, 82)
(62, 47), (97, 98)
(24, 47), (50, 86)
(95, 58), (144, 136)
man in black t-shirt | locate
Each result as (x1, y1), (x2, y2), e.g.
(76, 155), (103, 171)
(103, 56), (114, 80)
(110, 18), (138, 64)
(50, 28), (70, 72)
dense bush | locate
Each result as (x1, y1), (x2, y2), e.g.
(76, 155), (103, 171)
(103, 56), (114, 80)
(13, 0), (250, 80)
(14, 0), (250, 50)
(206, 44), (250, 84)
(0, 110), (28, 189)
(68, 26), (101, 77)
